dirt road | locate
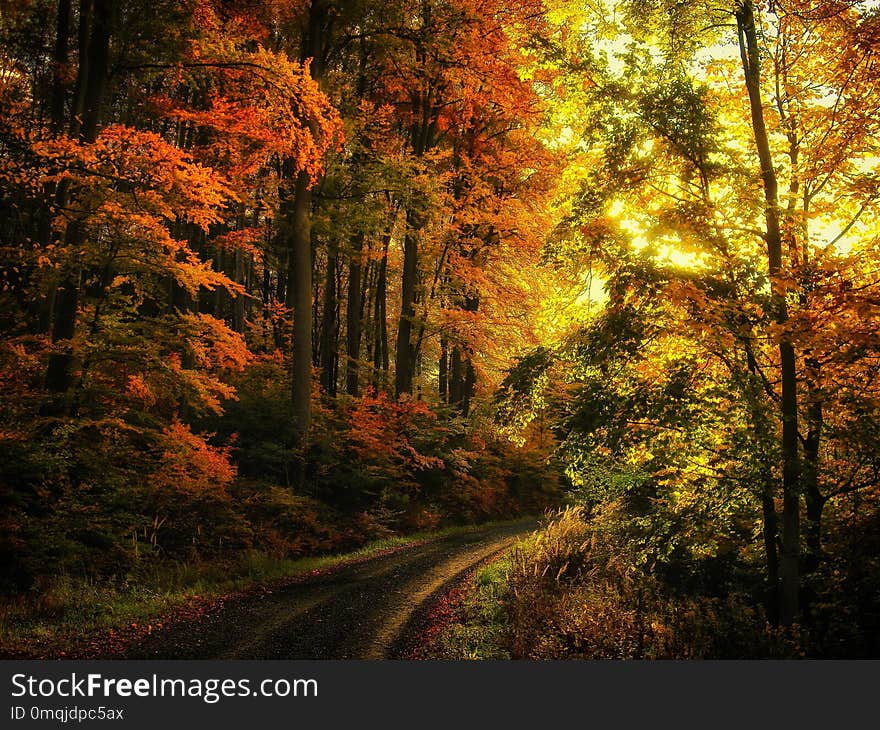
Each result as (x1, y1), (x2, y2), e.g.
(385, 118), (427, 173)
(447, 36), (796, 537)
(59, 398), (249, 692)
(126, 520), (534, 659)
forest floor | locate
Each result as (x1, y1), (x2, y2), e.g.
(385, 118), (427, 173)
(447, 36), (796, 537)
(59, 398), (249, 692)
(117, 519), (535, 659)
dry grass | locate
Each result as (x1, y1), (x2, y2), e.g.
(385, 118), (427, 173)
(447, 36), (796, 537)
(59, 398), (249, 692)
(503, 507), (799, 659)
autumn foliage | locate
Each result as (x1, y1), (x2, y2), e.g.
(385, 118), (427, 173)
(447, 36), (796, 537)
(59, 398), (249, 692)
(0, 0), (560, 608)
(1, 0), (879, 660)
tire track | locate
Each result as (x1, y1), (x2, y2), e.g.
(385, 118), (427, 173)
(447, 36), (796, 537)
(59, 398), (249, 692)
(127, 520), (534, 660)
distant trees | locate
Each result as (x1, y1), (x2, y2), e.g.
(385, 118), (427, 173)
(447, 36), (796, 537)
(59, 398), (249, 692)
(0, 0), (556, 451)
(0, 1), (561, 591)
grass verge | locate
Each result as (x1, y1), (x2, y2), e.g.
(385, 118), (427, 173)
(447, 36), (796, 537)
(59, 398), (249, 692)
(416, 553), (516, 660)
(0, 519), (526, 659)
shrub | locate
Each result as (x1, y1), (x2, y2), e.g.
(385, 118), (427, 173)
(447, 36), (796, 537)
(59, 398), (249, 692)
(505, 507), (793, 659)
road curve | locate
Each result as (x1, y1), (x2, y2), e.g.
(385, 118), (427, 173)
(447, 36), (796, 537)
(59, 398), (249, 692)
(126, 519), (535, 660)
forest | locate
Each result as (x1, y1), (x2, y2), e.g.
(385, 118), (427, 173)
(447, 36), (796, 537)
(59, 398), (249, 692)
(1, 0), (879, 659)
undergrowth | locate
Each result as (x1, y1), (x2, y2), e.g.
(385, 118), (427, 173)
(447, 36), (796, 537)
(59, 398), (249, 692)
(426, 508), (804, 659)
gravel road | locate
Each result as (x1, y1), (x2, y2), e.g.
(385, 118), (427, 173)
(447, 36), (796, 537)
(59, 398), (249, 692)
(126, 519), (535, 659)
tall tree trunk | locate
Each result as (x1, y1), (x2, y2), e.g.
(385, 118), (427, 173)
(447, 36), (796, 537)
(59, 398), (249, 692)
(311, 253), (321, 366)
(232, 249), (246, 333)
(372, 235), (389, 391)
(801, 384), (823, 625)
(746, 349), (781, 624)
(760, 472), (781, 624)
(461, 292), (479, 415)
(262, 264), (272, 349)
(275, 244), (287, 306)
(285, 0), (328, 444)
(803, 370), (824, 576)
(737, 0), (801, 627)
(363, 260), (376, 372)
(32, 0), (72, 335)
(394, 12), (437, 399)
(45, 0), (112, 400)
(286, 169), (313, 445)
(446, 291), (479, 413)
(449, 346), (462, 405)
(346, 233), (364, 396)
(395, 219), (419, 397)
(68, 0), (92, 138)
(212, 247), (226, 320)
(50, 0), (71, 132)
(439, 335), (448, 403)
(320, 240), (338, 395)
(461, 358), (476, 417)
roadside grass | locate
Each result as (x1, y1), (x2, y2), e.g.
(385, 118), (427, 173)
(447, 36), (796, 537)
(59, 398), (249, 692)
(420, 510), (805, 660)
(0, 519), (527, 658)
(421, 554), (515, 660)
(431, 509), (799, 660)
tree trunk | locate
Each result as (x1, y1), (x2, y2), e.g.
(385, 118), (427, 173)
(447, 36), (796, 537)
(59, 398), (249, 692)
(372, 235), (389, 391)
(284, 0), (328, 443)
(275, 244), (287, 307)
(286, 169), (313, 445)
(394, 10), (437, 399)
(462, 358), (476, 417)
(747, 348), (781, 624)
(73, 0), (111, 141)
(68, 0), (92, 138)
(439, 335), (448, 402)
(320, 240), (338, 395)
(737, 0), (801, 627)
(449, 346), (462, 405)
(395, 219), (419, 397)
(803, 372), (824, 576)
(761, 476), (780, 624)
(45, 0), (112, 400)
(346, 233), (364, 396)
(232, 249), (246, 334)
(50, 0), (71, 132)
